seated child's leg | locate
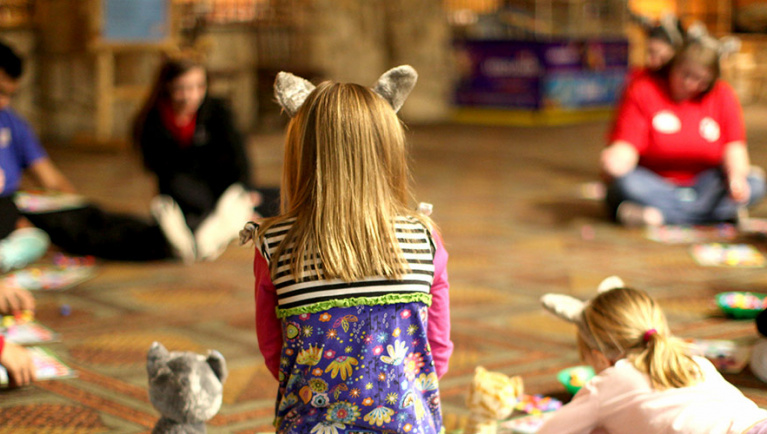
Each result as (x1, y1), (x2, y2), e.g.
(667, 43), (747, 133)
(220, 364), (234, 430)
(0, 227), (49, 272)
(195, 183), (253, 261)
(25, 205), (175, 261)
(0, 196), (20, 240)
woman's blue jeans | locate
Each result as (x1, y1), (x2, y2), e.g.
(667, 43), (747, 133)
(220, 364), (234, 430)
(606, 167), (766, 224)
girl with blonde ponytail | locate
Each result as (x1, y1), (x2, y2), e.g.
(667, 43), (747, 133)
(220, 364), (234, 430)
(540, 286), (767, 434)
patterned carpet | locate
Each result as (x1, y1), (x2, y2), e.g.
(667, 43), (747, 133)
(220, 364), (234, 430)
(4, 104), (767, 432)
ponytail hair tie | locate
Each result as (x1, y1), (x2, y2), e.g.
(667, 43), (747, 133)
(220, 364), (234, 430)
(643, 329), (657, 343)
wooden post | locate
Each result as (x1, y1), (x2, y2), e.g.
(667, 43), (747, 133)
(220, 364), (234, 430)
(95, 48), (115, 142)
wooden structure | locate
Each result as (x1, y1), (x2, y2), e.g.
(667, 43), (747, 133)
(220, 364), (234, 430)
(677, 0), (732, 35)
(25, 0), (260, 148)
(87, 0), (177, 146)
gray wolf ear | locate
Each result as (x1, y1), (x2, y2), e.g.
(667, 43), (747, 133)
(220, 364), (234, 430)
(274, 71), (316, 118)
(206, 350), (228, 384)
(147, 341), (170, 377)
(628, 10), (655, 32)
(373, 65), (418, 113)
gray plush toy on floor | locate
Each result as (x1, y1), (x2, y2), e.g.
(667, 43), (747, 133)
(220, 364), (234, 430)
(147, 342), (228, 434)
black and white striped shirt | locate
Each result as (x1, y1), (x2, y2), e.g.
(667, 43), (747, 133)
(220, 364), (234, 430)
(257, 217), (436, 312)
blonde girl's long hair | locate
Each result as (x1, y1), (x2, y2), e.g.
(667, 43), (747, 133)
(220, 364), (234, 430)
(579, 287), (702, 390)
(259, 80), (431, 282)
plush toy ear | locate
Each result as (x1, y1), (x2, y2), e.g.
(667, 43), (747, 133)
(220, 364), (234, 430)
(373, 65), (418, 113)
(147, 341), (170, 377)
(274, 71), (316, 118)
(541, 293), (586, 323)
(206, 350), (228, 384)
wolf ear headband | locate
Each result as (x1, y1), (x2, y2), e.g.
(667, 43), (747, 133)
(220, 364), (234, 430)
(540, 276), (625, 324)
(687, 21), (741, 58)
(629, 10), (684, 48)
(274, 65), (418, 117)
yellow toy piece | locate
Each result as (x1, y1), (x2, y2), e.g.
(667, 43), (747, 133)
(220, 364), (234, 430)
(0, 309), (34, 328)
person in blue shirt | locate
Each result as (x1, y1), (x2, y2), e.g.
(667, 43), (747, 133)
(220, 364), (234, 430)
(0, 41), (76, 199)
(0, 40), (194, 263)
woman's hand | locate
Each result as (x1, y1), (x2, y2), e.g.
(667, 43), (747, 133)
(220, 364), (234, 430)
(600, 141), (639, 180)
(729, 175), (751, 203)
(27, 158), (77, 194)
(0, 341), (36, 387)
(723, 142), (751, 204)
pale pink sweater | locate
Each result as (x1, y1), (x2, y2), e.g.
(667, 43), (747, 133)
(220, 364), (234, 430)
(539, 357), (767, 434)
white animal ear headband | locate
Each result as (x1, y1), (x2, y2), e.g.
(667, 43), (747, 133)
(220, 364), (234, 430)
(686, 21), (741, 58)
(540, 276), (625, 324)
(274, 65), (418, 117)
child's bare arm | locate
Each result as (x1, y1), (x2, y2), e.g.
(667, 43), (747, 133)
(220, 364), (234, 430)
(26, 157), (77, 194)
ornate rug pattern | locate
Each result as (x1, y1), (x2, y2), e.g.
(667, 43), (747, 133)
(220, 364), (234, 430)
(4, 105), (767, 432)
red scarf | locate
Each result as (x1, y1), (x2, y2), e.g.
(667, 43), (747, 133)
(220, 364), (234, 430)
(159, 100), (197, 147)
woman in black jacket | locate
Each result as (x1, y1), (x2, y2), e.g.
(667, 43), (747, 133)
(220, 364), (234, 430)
(133, 54), (274, 260)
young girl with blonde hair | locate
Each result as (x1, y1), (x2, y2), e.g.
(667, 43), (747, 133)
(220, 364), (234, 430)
(540, 282), (767, 433)
(241, 66), (453, 434)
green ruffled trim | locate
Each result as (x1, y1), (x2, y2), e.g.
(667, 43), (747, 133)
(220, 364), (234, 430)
(276, 293), (432, 318)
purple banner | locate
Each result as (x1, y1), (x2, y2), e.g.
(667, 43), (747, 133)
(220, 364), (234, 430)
(454, 38), (629, 110)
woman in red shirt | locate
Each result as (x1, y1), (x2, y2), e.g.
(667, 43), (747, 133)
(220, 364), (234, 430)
(601, 38), (765, 226)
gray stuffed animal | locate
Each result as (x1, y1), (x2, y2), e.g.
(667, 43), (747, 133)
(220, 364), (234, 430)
(147, 342), (227, 434)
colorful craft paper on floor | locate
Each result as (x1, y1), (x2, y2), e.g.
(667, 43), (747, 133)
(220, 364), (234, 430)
(514, 394), (562, 414)
(0, 347), (76, 386)
(0, 310), (58, 345)
(0, 264), (96, 291)
(690, 243), (765, 268)
(498, 412), (554, 433)
(646, 224), (737, 244)
(686, 338), (751, 374)
(14, 190), (88, 214)
(2, 322), (59, 345)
